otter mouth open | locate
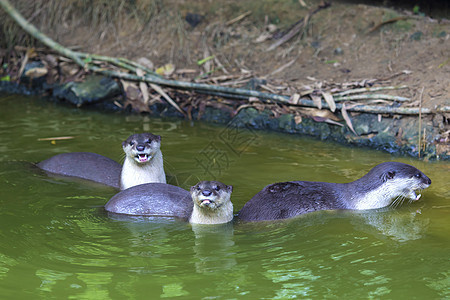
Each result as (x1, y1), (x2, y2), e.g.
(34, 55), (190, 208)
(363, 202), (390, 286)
(135, 154), (151, 163)
(412, 190), (422, 201)
(409, 189), (424, 201)
(201, 199), (213, 205)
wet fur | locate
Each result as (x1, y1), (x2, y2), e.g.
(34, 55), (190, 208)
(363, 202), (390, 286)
(37, 152), (122, 188)
(105, 181), (233, 225)
(105, 183), (192, 217)
(189, 181), (234, 224)
(238, 162), (431, 221)
(37, 133), (165, 190)
(120, 133), (166, 190)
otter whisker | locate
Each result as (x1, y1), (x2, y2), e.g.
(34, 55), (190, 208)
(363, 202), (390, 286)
(238, 161), (431, 221)
(120, 133), (166, 190)
(390, 195), (405, 208)
(119, 152), (126, 164)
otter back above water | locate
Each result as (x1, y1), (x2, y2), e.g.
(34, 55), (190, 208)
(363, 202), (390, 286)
(37, 152), (122, 188)
(104, 183), (192, 218)
(238, 162), (432, 221)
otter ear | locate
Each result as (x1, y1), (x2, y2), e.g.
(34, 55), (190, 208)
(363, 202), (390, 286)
(381, 171), (396, 181)
(227, 185), (233, 193)
(190, 185), (196, 192)
(155, 135), (161, 142)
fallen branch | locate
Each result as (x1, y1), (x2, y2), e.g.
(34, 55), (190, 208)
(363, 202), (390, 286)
(267, 2), (331, 51)
(0, 0), (85, 67)
(334, 94), (410, 102)
(225, 10), (252, 26)
(367, 16), (410, 34)
(1, 0), (449, 116)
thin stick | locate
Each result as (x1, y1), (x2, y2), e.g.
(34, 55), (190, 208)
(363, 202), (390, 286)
(418, 87), (424, 158)
(0, 0), (85, 67)
(2, 0), (449, 116)
(38, 136), (75, 141)
(225, 11), (252, 26)
(149, 83), (185, 116)
(335, 85), (408, 96)
(334, 94), (410, 102)
(368, 16), (409, 34)
(267, 2), (330, 51)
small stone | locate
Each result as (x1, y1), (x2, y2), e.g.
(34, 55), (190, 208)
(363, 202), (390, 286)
(185, 13), (203, 28)
(334, 47), (343, 55)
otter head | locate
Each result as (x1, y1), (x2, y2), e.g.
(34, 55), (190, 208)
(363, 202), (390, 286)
(353, 162), (432, 210)
(190, 181), (233, 211)
(122, 133), (161, 165)
(362, 162), (431, 208)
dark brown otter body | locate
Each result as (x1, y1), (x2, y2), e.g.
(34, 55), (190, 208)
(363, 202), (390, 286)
(36, 133), (165, 190)
(238, 162), (431, 221)
(105, 181), (234, 224)
(37, 152), (121, 188)
(105, 183), (192, 217)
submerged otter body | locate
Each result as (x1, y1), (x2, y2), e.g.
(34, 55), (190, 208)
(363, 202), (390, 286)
(105, 181), (234, 224)
(37, 133), (166, 190)
(238, 162), (431, 221)
(105, 183), (192, 217)
(37, 152), (122, 188)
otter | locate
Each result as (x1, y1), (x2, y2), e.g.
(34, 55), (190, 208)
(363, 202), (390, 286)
(37, 152), (122, 188)
(238, 162), (431, 221)
(105, 181), (234, 225)
(189, 181), (234, 224)
(120, 133), (166, 190)
(37, 133), (166, 190)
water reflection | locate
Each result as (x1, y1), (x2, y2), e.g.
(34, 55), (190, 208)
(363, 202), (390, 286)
(191, 222), (236, 274)
(351, 208), (430, 242)
(0, 95), (449, 298)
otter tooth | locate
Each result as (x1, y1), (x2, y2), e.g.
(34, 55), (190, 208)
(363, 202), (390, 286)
(120, 133), (166, 190)
(237, 162), (431, 221)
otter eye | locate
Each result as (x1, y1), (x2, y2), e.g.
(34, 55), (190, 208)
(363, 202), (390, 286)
(196, 186), (201, 191)
(146, 139), (151, 144)
(214, 185), (220, 191)
(129, 141), (134, 146)
(414, 173), (422, 179)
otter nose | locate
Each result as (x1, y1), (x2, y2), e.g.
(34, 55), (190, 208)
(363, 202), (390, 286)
(426, 177), (431, 185)
(136, 145), (145, 151)
(202, 189), (212, 197)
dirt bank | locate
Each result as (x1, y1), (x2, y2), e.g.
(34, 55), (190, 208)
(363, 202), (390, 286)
(1, 0), (449, 159)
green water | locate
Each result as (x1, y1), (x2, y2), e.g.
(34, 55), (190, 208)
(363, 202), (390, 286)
(0, 95), (448, 299)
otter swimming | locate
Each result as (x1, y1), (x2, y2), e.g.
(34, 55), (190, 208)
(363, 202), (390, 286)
(120, 133), (166, 190)
(37, 152), (122, 188)
(37, 133), (166, 190)
(105, 181), (234, 224)
(189, 181), (233, 224)
(238, 162), (431, 221)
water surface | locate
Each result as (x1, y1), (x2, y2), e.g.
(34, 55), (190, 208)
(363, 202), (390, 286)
(0, 95), (448, 299)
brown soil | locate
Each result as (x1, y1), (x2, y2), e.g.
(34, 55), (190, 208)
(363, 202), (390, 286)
(2, 0), (450, 127)
(35, 0), (447, 110)
(4, 1), (448, 108)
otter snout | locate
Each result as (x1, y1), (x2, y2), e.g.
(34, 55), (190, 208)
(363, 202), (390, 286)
(189, 181), (234, 224)
(415, 171), (431, 188)
(202, 189), (212, 197)
(190, 181), (233, 210)
(123, 133), (162, 165)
